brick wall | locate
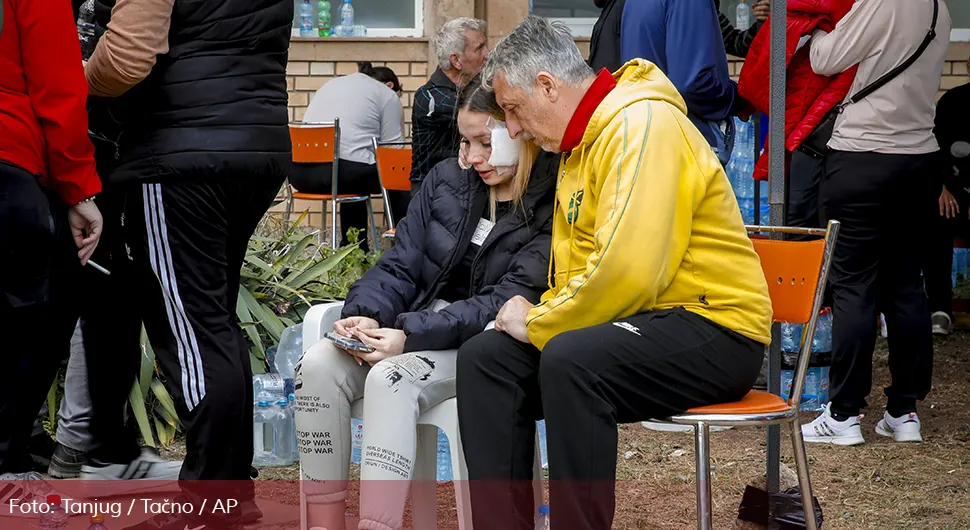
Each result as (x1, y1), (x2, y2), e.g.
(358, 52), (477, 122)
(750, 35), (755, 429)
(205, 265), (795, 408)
(278, 38), (969, 231)
(280, 38), (431, 228)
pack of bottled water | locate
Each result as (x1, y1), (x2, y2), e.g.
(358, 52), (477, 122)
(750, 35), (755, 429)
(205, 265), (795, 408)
(251, 323), (304, 467)
(779, 310), (833, 411)
(725, 118), (762, 224)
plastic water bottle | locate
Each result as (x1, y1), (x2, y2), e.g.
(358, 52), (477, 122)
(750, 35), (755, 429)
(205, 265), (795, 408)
(253, 401), (283, 467)
(300, 0), (315, 37)
(436, 429), (453, 481)
(39, 496), (69, 530)
(87, 513), (108, 530)
(339, 0), (355, 31)
(536, 420), (549, 469)
(289, 393), (299, 457)
(77, 0), (98, 61)
(350, 418), (364, 463)
(273, 323), (303, 396)
(317, 0), (332, 36)
(736, 0), (753, 31)
(814, 309), (833, 353)
(254, 373), (286, 404)
(274, 398), (297, 465)
(536, 505), (550, 530)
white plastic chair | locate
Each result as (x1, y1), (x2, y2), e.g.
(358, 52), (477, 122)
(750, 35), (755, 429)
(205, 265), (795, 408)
(298, 303), (544, 530)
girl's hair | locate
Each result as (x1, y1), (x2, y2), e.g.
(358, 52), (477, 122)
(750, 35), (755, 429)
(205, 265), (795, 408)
(457, 74), (538, 222)
(358, 61), (402, 94)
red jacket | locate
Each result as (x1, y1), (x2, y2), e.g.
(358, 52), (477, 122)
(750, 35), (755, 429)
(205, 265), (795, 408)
(738, 0), (857, 181)
(0, 0), (100, 204)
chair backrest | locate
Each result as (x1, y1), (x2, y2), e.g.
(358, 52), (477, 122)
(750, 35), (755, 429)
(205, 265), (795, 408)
(290, 120), (339, 164)
(746, 221), (840, 410)
(373, 140), (413, 192)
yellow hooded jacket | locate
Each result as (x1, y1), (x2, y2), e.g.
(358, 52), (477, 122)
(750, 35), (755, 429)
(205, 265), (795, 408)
(525, 59), (773, 350)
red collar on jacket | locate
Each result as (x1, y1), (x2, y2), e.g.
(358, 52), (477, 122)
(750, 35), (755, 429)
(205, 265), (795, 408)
(560, 68), (617, 152)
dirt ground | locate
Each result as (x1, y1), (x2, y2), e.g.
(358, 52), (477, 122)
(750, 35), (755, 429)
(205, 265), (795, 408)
(166, 332), (970, 529)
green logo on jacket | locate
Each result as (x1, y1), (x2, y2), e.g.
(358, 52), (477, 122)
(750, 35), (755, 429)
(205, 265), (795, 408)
(567, 190), (584, 225)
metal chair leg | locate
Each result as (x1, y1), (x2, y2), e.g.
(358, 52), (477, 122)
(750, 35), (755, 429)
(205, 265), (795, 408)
(789, 421), (819, 530)
(330, 197), (339, 249)
(695, 422), (713, 530)
(284, 182), (293, 223)
(366, 200), (378, 252)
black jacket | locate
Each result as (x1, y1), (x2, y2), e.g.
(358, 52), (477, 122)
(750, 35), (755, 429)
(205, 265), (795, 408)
(86, 0), (293, 184)
(409, 69), (461, 192)
(343, 154), (558, 352)
(589, 0), (626, 73)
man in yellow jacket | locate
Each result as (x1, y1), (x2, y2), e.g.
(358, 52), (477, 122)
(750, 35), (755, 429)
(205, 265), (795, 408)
(455, 16), (773, 530)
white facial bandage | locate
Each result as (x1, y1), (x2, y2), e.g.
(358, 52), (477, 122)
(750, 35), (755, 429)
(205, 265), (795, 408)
(487, 118), (521, 176)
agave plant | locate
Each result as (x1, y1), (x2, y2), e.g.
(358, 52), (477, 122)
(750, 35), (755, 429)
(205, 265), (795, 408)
(47, 212), (377, 447)
(237, 212), (377, 373)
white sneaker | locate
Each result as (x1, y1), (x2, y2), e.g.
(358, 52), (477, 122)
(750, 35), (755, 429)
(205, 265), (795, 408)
(79, 448), (182, 496)
(641, 420), (732, 432)
(931, 312), (953, 335)
(0, 472), (59, 517)
(875, 411), (922, 443)
(801, 403), (865, 446)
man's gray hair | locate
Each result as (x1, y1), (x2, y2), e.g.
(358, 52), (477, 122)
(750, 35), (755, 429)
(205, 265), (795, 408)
(433, 17), (488, 71)
(482, 16), (594, 92)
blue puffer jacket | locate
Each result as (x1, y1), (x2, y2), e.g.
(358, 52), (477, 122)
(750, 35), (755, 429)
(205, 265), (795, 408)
(341, 153), (557, 352)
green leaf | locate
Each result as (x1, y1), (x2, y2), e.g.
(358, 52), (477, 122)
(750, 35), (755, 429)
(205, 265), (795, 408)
(139, 327), (156, 396)
(286, 245), (358, 289)
(276, 234), (314, 267)
(46, 381), (58, 432)
(237, 293), (267, 358)
(245, 255), (281, 281)
(154, 417), (176, 447)
(240, 287), (286, 342)
(286, 211), (309, 236)
(129, 383), (156, 448)
(150, 380), (181, 428)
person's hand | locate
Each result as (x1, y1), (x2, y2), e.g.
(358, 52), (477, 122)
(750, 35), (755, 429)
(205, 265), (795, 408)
(753, 0), (771, 22)
(495, 295), (532, 343)
(68, 200), (103, 265)
(333, 316), (379, 337)
(939, 187), (960, 219)
(355, 328), (407, 365)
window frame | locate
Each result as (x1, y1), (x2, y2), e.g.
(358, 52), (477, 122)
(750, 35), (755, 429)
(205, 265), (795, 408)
(545, 17), (597, 38)
(290, 0), (423, 39)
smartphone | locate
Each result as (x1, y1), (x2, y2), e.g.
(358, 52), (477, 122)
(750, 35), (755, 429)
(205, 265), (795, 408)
(324, 331), (375, 353)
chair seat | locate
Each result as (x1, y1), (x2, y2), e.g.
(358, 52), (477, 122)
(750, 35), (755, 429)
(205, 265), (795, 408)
(685, 390), (789, 415)
(292, 192), (370, 201)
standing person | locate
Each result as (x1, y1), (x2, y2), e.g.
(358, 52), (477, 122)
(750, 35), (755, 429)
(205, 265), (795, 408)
(801, 0), (950, 446)
(410, 17), (489, 193)
(456, 17), (772, 530)
(294, 62), (408, 251)
(619, 0), (740, 164)
(76, 0), (293, 526)
(0, 0), (103, 487)
(923, 54), (970, 336)
(718, 0), (771, 59)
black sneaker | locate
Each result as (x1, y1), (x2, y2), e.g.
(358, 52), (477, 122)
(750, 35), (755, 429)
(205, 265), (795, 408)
(48, 442), (88, 479)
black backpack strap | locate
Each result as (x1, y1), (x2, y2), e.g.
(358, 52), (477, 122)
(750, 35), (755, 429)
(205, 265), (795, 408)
(839, 0), (940, 109)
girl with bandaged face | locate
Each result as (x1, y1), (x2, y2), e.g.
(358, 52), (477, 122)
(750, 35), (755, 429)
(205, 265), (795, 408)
(293, 73), (556, 530)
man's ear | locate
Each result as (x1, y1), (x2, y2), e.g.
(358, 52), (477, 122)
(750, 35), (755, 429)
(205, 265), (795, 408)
(535, 72), (559, 103)
(450, 53), (463, 72)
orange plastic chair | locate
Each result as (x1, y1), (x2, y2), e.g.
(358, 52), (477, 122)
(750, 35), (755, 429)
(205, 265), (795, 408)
(666, 220), (840, 530)
(287, 119), (376, 249)
(373, 138), (413, 240)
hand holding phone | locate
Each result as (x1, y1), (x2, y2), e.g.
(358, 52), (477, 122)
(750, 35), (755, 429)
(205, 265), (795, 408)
(324, 331), (375, 354)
